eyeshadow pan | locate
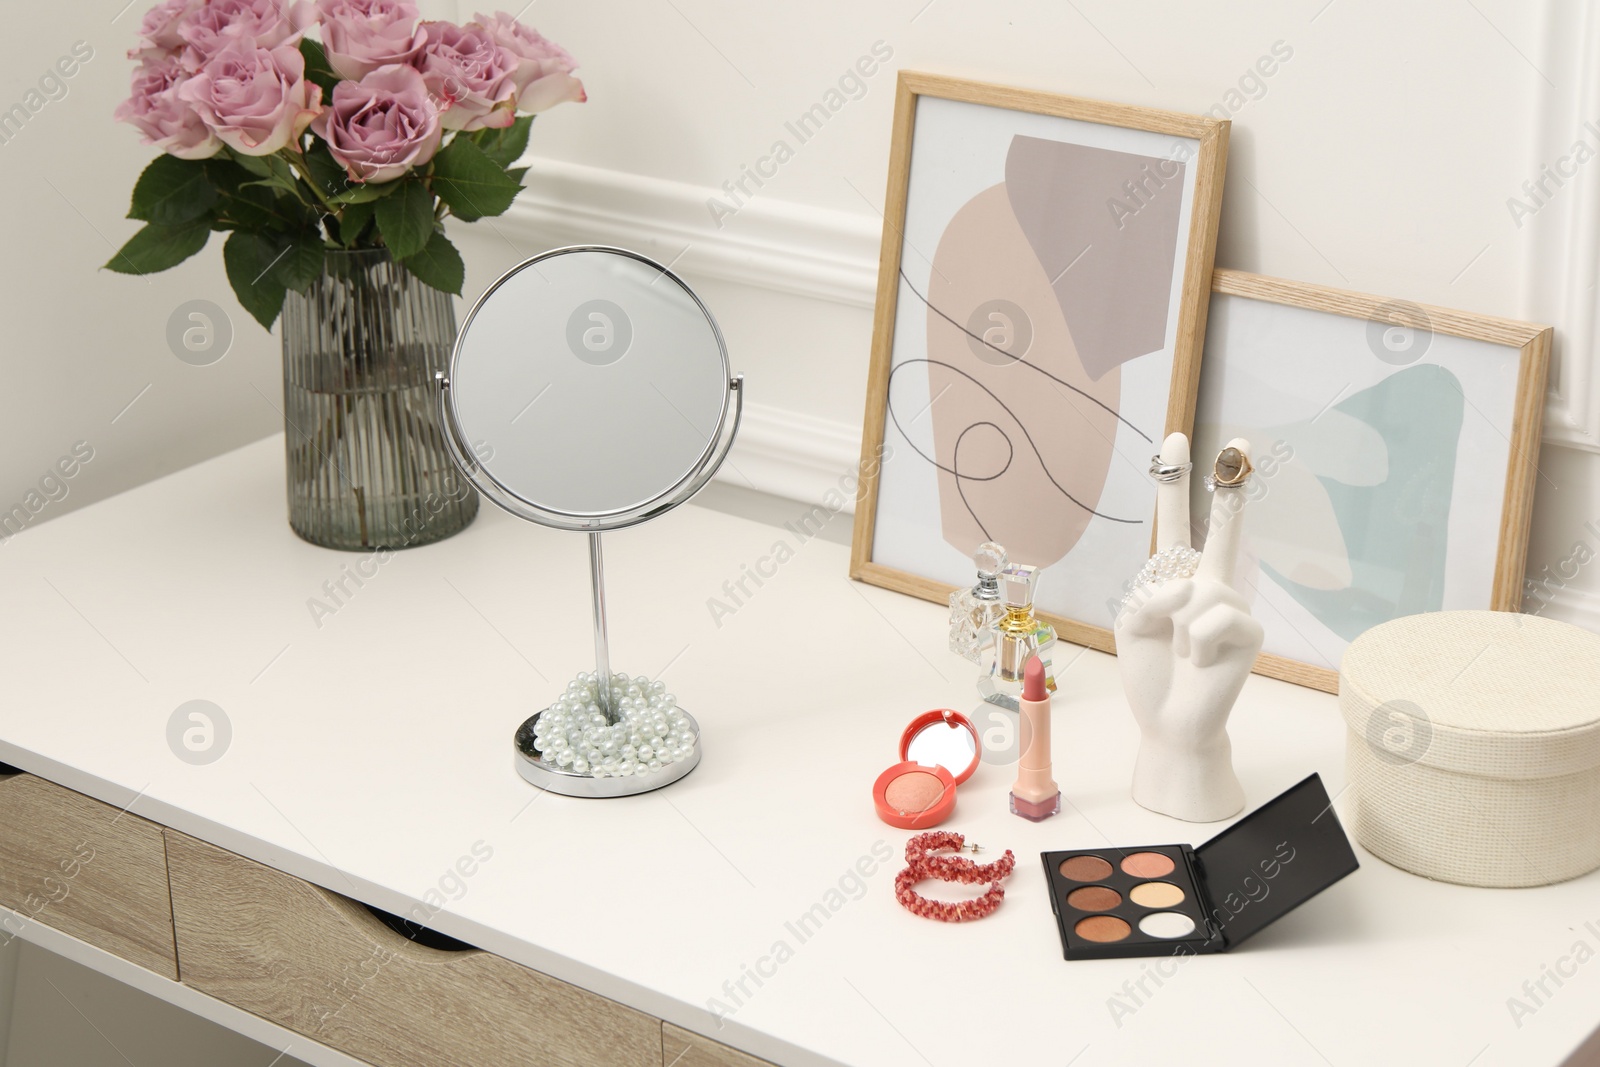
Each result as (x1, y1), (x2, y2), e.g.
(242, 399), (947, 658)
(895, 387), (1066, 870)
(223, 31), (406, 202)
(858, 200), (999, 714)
(1129, 881), (1185, 908)
(1138, 912), (1197, 939)
(1059, 855), (1114, 882)
(1075, 915), (1131, 943)
(1121, 851), (1176, 878)
(1066, 886), (1122, 912)
(883, 770), (946, 813)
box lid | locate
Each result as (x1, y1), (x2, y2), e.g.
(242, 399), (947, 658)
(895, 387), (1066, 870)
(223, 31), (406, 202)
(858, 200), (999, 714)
(1340, 611), (1600, 779)
(1195, 773), (1360, 948)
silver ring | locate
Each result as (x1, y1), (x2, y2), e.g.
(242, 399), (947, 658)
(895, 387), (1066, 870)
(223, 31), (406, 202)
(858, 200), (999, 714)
(1149, 457), (1191, 483)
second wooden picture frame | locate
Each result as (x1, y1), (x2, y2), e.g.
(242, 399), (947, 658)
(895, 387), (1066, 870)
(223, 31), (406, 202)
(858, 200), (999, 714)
(849, 71), (1231, 654)
(1195, 270), (1551, 692)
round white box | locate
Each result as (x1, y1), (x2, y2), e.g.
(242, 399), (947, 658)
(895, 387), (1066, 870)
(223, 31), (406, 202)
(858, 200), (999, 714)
(1340, 610), (1600, 888)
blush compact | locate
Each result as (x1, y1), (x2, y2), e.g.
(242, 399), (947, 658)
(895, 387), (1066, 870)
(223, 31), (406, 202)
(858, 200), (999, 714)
(1042, 773), (1359, 959)
(873, 709), (981, 829)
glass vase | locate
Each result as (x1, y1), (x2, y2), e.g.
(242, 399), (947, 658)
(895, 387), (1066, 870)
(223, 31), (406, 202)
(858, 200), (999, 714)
(279, 247), (477, 551)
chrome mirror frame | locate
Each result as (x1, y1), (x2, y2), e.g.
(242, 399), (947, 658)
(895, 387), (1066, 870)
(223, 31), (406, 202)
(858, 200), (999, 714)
(434, 245), (743, 797)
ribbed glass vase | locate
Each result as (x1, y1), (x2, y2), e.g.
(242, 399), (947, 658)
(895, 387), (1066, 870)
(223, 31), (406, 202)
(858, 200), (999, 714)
(279, 247), (477, 550)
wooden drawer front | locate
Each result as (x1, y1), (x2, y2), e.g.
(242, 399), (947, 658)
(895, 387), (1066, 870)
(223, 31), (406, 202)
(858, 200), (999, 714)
(664, 1024), (778, 1067)
(0, 772), (177, 978)
(164, 831), (660, 1067)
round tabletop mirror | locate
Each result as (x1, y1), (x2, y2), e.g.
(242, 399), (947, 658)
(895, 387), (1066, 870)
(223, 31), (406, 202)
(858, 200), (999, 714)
(436, 246), (742, 798)
(443, 246), (737, 530)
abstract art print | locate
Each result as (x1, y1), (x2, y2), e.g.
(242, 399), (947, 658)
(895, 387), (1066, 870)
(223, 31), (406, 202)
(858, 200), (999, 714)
(851, 73), (1229, 653)
(1194, 270), (1551, 692)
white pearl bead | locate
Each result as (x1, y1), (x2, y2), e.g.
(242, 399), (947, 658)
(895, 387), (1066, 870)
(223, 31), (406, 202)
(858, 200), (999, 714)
(537, 671), (692, 779)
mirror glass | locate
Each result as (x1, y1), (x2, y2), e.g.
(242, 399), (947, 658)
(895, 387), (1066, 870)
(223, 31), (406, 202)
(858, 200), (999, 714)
(450, 248), (730, 517)
(906, 719), (977, 774)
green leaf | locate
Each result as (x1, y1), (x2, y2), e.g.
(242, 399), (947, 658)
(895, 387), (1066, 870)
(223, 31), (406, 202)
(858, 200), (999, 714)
(274, 230), (326, 293)
(299, 38), (339, 98)
(215, 184), (297, 231)
(374, 180), (434, 259)
(337, 199), (378, 246)
(226, 148), (274, 178)
(471, 116), (533, 169)
(332, 178), (402, 205)
(430, 137), (523, 221)
(304, 140), (349, 200)
(506, 167), (528, 184)
(205, 158), (314, 231)
(223, 231), (290, 330)
(400, 230), (464, 296)
(304, 141), (403, 205)
(236, 154), (309, 206)
(104, 221), (211, 274)
(129, 155), (217, 226)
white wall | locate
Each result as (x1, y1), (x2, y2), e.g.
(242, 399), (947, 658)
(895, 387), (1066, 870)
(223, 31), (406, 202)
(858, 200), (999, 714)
(3, 0), (1597, 628)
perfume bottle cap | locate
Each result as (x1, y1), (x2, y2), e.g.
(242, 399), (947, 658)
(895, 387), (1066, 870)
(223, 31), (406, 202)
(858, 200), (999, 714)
(973, 542), (1007, 601)
(999, 563), (1039, 609)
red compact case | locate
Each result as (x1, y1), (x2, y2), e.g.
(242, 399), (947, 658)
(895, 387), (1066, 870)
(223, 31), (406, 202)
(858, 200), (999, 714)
(873, 709), (981, 829)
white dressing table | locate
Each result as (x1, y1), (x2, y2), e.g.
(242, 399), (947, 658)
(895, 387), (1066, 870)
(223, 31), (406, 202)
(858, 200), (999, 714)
(0, 437), (1597, 1067)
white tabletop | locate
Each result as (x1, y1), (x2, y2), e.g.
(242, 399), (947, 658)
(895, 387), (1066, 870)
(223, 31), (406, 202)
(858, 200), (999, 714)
(0, 437), (1595, 1067)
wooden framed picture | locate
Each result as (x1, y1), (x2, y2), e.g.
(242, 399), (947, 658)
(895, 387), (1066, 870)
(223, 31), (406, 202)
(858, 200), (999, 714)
(1195, 269), (1552, 693)
(849, 71), (1230, 653)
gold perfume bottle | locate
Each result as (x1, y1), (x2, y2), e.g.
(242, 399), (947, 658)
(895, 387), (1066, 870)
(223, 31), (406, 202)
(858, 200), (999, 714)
(978, 563), (1057, 710)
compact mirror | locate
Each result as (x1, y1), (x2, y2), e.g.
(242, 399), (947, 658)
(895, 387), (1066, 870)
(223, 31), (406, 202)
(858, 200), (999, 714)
(899, 709), (981, 785)
(906, 720), (979, 776)
(437, 246), (743, 797)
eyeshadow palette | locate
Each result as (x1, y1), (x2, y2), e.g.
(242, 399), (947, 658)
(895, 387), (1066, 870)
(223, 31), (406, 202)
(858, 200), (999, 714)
(1041, 773), (1359, 960)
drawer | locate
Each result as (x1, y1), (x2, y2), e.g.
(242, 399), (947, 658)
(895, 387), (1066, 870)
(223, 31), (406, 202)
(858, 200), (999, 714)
(164, 831), (660, 1067)
(664, 1023), (777, 1067)
(0, 770), (177, 978)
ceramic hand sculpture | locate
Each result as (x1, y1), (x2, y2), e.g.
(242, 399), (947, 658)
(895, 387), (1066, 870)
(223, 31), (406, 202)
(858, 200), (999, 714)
(1115, 433), (1264, 823)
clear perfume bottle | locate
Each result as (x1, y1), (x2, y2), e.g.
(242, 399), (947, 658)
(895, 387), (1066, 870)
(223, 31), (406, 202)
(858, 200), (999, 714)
(979, 563), (1058, 710)
(948, 542), (1007, 662)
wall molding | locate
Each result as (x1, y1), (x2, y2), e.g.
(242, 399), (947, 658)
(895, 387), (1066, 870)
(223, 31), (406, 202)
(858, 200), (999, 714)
(498, 157), (875, 508)
(1536, 587), (1600, 632)
(502, 157), (882, 308)
(1524, 0), (1600, 453)
(723, 402), (864, 510)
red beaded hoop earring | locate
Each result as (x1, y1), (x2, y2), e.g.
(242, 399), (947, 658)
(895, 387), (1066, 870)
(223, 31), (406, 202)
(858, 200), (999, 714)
(895, 831), (1016, 922)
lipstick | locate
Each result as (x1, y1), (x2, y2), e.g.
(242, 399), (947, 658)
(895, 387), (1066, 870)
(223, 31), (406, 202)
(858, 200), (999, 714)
(1010, 655), (1061, 821)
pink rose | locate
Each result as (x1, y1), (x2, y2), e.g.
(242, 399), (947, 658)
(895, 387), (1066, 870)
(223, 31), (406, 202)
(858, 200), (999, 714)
(316, 0), (425, 80)
(412, 20), (518, 131)
(179, 40), (322, 155)
(311, 64), (441, 183)
(180, 0), (312, 66)
(129, 0), (203, 56)
(115, 51), (221, 158)
(474, 12), (585, 113)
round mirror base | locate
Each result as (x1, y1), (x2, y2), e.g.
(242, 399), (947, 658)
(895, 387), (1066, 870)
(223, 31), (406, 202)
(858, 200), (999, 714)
(513, 709), (701, 798)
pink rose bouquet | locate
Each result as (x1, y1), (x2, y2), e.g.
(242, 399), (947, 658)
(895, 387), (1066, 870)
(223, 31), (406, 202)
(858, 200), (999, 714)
(110, 1), (584, 329)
